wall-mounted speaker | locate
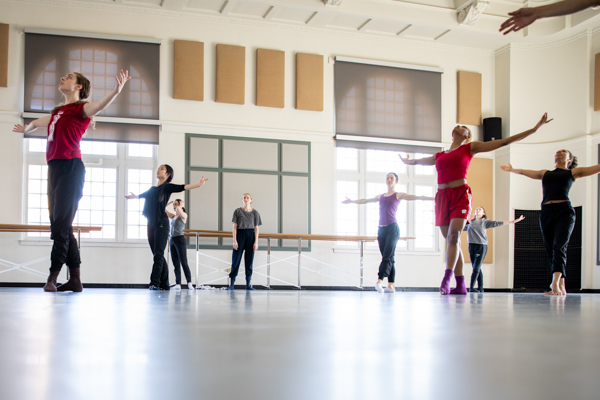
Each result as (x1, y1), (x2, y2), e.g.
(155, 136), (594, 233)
(483, 117), (501, 142)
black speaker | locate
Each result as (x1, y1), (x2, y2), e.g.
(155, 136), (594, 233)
(483, 117), (502, 142)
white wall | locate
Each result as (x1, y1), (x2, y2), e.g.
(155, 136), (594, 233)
(2, 0), (600, 289)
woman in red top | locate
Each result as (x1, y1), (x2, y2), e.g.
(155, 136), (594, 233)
(13, 70), (130, 292)
(400, 113), (552, 294)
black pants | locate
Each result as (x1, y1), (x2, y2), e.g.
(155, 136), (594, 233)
(148, 220), (170, 289)
(230, 229), (255, 280)
(377, 223), (400, 283)
(468, 243), (487, 291)
(539, 201), (575, 277)
(47, 159), (85, 272)
(170, 235), (192, 285)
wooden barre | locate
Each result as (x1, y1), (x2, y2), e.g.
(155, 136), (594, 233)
(183, 229), (415, 242)
(0, 224), (102, 232)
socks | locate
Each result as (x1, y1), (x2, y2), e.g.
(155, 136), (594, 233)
(450, 275), (468, 295)
(246, 278), (255, 291)
(375, 282), (385, 293)
(43, 270), (61, 292)
(225, 277), (236, 290)
(440, 269), (454, 295)
(57, 268), (83, 292)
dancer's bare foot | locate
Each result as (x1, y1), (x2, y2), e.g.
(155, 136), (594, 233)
(559, 278), (567, 296)
(544, 281), (561, 296)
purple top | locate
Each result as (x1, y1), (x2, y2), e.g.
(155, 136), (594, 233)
(379, 193), (400, 226)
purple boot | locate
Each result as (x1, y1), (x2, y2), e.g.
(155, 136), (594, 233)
(440, 269), (453, 295)
(450, 275), (468, 295)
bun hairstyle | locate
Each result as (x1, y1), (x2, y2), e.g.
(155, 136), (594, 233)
(387, 172), (399, 182)
(566, 150), (578, 170)
(158, 164), (174, 202)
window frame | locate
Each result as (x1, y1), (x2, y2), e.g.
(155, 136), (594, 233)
(335, 147), (440, 254)
(22, 138), (158, 244)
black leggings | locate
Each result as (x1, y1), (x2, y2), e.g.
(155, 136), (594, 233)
(170, 235), (192, 285)
(148, 220), (170, 289)
(468, 243), (487, 290)
(539, 201), (575, 278)
(48, 159), (85, 272)
(230, 229), (255, 280)
(377, 223), (400, 283)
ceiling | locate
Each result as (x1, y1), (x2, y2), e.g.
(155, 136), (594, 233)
(72, 0), (600, 50)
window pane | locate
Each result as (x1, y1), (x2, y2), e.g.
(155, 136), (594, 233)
(127, 168), (153, 239)
(336, 147), (358, 171)
(128, 143), (154, 158)
(414, 153), (435, 176)
(414, 185), (435, 249)
(336, 181), (358, 244)
(366, 149), (407, 175)
(26, 165), (50, 238)
(72, 167), (117, 239)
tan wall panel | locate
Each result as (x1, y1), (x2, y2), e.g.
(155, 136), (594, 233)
(461, 157), (494, 263)
(216, 44), (245, 105)
(296, 53), (323, 111)
(256, 48), (284, 108)
(0, 23), (8, 88)
(173, 40), (204, 101)
(595, 53), (600, 111)
(457, 71), (481, 125)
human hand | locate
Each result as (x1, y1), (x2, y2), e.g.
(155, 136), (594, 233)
(233, 241), (238, 250)
(399, 153), (413, 165)
(500, 163), (513, 172)
(533, 112), (553, 131)
(115, 69), (131, 93)
(198, 176), (208, 187)
(13, 124), (27, 133)
(125, 192), (137, 200)
(253, 243), (258, 251)
(516, 215), (525, 223)
(341, 197), (353, 204)
(500, 8), (539, 35)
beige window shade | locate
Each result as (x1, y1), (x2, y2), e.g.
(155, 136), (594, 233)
(0, 23), (8, 88)
(24, 119), (159, 144)
(216, 44), (245, 105)
(296, 53), (323, 111)
(256, 48), (284, 108)
(457, 71), (482, 125)
(334, 60), (442, 149)
(174, 40), (204, 101)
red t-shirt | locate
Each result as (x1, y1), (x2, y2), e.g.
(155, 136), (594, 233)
(46, 102), (91, 162)
(435, 143), (473, 184)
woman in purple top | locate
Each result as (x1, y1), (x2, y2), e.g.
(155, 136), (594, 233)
(342, 172), (434, 293)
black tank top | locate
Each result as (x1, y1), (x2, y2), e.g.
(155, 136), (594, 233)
(541, 169), (574, 205)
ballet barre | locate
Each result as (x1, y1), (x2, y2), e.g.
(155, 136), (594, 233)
(183, 229), (415, 289)
(0, 224), (102, 282)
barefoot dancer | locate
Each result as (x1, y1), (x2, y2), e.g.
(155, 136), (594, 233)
(342, 172), (434, 293)
(166, 199), (194, 291)
(501, 149), (600, 296)
(13, 70), (131, 292)
(464, 207), (525, 293)
(400, 114), (552, 295)
(126, 165), (207, 290)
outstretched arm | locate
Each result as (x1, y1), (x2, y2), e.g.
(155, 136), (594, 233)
(342, 195), (381, 204)
(184, 176), (208, 191)
(398, 193), (435, 201)
(471, 113), (552, 155)
(502, 215), (525, 225)
(399, 154), (436, 166)
(500, 0), (600, 35)
(572, 164), (600, 179)
(13, 115), (52, 135)
(500, 163), (546, 180)
(83, 69), (131, 118)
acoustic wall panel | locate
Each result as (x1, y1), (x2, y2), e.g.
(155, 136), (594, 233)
(216, 44), (245, 105)
(296, 53), (323, 111)
(460, 158), (494, 263)
(595, 53), (600, 111)
(256, 48), (284, 108)
(0, 23), (8, 87)
(457, 71), (481, 125)
(173, 40), (204, 101)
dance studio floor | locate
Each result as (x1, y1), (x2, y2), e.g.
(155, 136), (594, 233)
(0, 289), (599, 400)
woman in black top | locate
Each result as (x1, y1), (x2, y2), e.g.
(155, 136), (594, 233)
(126, 165), (207, 290)
(501, 149), (600, 296)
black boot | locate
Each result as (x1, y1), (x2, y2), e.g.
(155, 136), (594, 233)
(43, 270), (61, 292)
(57, 267), (83, 292)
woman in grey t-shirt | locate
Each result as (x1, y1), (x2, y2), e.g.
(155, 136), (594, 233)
(464, 207), (524, 292)
(226, 193), (262, 290)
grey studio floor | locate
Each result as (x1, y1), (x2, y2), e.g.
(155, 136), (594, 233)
(1, 289), (600, 400)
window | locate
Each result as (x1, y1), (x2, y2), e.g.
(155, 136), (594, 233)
(335, 147), (438, 252)
(25, 139), (157, 241)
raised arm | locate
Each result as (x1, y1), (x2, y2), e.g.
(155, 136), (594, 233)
(399, 154), (436, 166)
(13, 115), (52, 135)
(176, 206), (188, 224)
(342, 194), (381, 205)
(165, 201), (175, 219)
(572, 164), (600, 179)
(500, 163), (546, 180)
(470, 113), (552, 155)
(184, 176), (208, 191)
(398, 193), (435, 201)
(83, 69), (130, 118)
(500, 0), (600, 35)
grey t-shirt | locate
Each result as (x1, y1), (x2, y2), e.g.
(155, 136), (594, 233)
(464, 218), (503, 245)
(232, 208), (262, 229)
